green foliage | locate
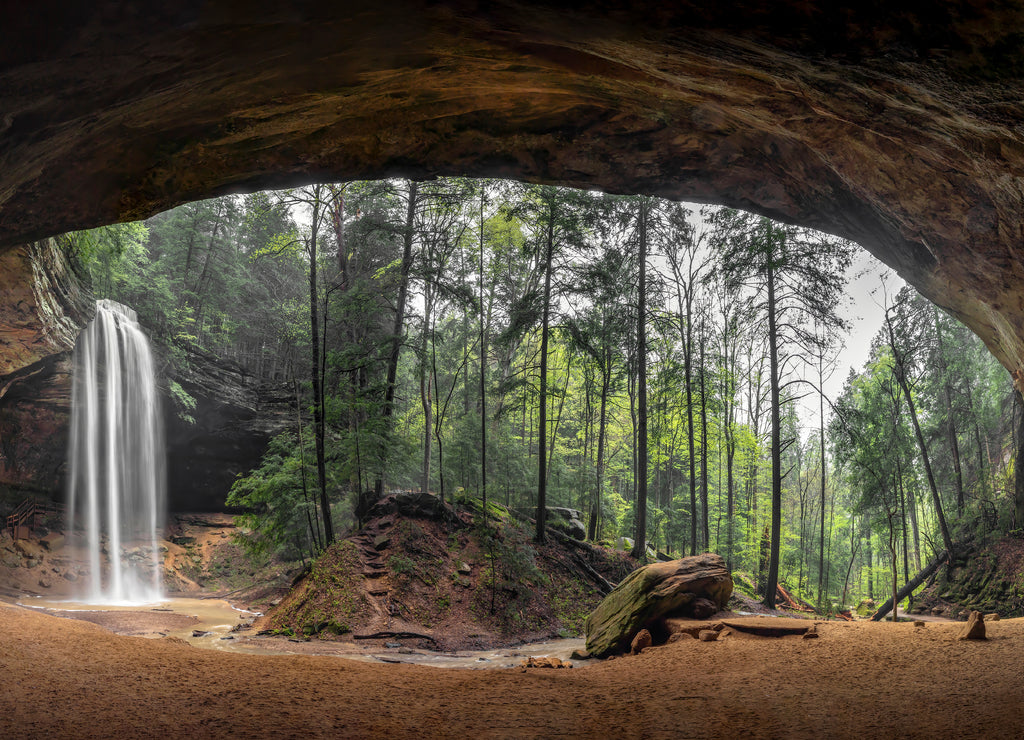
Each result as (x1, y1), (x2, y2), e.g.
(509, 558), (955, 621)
(227, 432), (324, 561)
(168, 380), (197, 424)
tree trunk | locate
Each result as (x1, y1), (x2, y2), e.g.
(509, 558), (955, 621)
(762, 255), (781, 609)
(420, 285), (434, 497)
(308, 193), (333, 547)
(818, 360), (827, 606)
(1015, 391), (1024, 529)
(934, 308), (965, 513)
(478, 185), (488, 516)
(897, 369), (955, 558)
(698, 315), (709, 552)
(535, 199), (556, 544)
(886, 312), (955, 559)
(589, 351), (611, 541)
(631, 201), (649, 561)
(685, 300), (697, 556)
(374, 180), (418, 502)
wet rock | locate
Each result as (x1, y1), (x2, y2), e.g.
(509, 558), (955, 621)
(569, 648), (590, 661)
(584, 553), (733, 658)
(192, 630), (211, 637)
(385, 641), (401, 648)
(958, 611), (986, 641)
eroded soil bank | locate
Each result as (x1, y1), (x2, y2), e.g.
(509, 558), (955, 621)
(2, 601), (1021, 739)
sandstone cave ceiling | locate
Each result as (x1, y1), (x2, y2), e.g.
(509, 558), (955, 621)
(3, 1), (1024, 383)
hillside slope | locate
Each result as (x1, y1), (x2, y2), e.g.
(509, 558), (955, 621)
(256, 492), (636, 650)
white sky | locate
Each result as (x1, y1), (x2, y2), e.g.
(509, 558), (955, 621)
(795, 248), (905, 433)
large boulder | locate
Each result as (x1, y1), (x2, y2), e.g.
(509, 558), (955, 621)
(585, 553), (733, 658)
(546, 507), (586, 540)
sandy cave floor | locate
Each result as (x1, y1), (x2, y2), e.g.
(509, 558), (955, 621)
(2, 601), (1023, 739)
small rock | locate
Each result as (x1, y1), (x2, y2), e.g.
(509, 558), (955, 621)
(219, 636), (235, 641)
(913, 620), (925, 628)
(931, 607), (945, 616)
(698, 630), (718, 642)
(569, 648), (591, 661)
(521, 656), (569, 669)
(38, 579), (50, 588)
(667, 632), (690, 644)
(958, 610), (986, 641)
(385, 641), (401, 648)
(630, 628), (652, 655)
(985, 613), (1000, 622)
(457, 561), (472, 575)
(192, 630), (210, 637)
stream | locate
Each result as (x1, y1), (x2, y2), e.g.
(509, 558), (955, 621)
(16, 596), (591, 668)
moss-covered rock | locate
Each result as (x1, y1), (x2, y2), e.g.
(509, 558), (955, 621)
(584, 553), (732, 658)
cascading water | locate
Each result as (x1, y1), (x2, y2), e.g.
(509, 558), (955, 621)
(67, 299), (166, 604)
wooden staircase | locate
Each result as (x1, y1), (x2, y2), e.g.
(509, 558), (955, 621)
(5, 497), (64, 539)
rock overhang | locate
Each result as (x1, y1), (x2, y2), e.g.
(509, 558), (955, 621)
(3, 1), (1024, 381)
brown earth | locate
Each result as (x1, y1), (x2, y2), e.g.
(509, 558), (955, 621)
(3, 600), (1023, 739)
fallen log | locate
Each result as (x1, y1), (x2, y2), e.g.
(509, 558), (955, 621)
(776, 584), (813, 612)
(353, 631), (437, 642)
(870, 549), (948, 621)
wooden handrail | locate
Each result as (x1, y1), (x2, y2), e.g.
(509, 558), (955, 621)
(5, 497), (65, 538)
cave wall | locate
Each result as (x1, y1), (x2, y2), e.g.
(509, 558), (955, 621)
(0, 240), (93, 505)
(2, 2), (1024, 386)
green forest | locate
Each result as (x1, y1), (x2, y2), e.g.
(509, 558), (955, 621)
(61, 178), (1016, 614)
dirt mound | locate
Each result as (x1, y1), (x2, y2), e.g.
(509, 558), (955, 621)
(257, 493), (636, 650)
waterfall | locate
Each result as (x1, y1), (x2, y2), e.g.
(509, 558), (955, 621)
(68, 299), (166, 604)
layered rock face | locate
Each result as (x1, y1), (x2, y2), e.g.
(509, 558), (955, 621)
(0, 240), (93, 504)
(2, 2), (1024, 381)
(162, 346), (292, 512)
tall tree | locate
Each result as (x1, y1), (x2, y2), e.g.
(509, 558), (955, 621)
(714, 210), (853, 608)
